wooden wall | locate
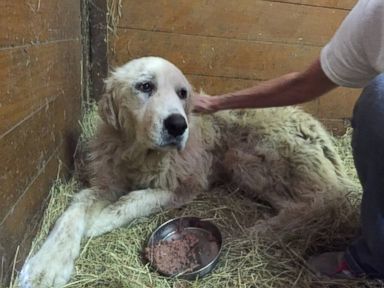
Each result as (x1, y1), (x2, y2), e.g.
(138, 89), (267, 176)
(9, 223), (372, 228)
(109, 0), (360, 134)
(0, 0), (82, 282)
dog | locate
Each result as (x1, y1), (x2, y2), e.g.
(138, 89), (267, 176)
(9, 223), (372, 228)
(20, 57), (350, 287)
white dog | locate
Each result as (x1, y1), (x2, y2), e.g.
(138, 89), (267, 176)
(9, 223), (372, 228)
(20, 57), (349, 287)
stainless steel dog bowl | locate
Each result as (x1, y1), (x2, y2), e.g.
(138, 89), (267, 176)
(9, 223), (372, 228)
(145, 217), (222, 280)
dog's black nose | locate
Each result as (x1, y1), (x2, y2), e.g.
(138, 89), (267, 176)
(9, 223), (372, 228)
(164, 114), (187, 137)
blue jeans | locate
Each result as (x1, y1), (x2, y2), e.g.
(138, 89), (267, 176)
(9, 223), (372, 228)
(344, 74), (384, 278)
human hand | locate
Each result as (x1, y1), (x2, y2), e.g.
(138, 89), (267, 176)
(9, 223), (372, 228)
(192, 92), (218, 113)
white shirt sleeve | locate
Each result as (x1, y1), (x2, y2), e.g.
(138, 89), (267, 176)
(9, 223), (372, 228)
(320, 0), (384, 88)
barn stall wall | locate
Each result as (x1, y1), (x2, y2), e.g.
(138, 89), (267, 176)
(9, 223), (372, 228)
(0, 0), (84, 283)
(104, 0), (360, 134)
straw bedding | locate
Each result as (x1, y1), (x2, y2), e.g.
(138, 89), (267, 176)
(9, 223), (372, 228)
(9, 104), (384, 288)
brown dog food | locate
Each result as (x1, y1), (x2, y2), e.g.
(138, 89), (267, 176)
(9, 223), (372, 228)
(145, 233), (201, 275)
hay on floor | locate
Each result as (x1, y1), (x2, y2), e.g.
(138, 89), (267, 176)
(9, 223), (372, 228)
(10, 104), (384, 288)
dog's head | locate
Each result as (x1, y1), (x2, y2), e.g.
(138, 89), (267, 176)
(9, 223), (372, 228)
(99, 57), (193, 151)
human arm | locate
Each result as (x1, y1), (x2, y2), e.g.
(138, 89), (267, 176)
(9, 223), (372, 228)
(193, 57), (337, 113)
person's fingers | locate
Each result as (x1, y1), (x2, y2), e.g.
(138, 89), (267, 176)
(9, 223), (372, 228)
(192, 93), (216, 113)
(192, 95), (205, 109)
(192, 99), (208, 113)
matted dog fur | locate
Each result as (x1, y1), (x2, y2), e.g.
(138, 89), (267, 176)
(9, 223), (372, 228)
(19, 57), (352, 287)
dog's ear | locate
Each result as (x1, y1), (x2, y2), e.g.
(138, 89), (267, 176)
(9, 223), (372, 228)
(98, 92), (120, 130)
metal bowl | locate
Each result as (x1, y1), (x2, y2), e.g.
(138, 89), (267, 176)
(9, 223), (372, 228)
(145, 217), (222, 280)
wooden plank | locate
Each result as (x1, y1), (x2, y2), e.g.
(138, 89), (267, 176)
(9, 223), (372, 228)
(112, 29), (321, 80)
(266, 0), (357, 10)
(116, 0), (350, 46)
(187, 74), (259, 95)
(320, 118), (351, 135)
(318, 87), (360, 118)
(0, 0), (83, 283)
(81, 0), (91, 104)
(0, 0), (80, 48)
(0, 40), (81, 138)
(89, 0), (109, 100)
(0, 144), (68, 283)
(0, 76), (81, 223)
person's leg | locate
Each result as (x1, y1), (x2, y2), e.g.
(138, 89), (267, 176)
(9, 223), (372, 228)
(309, 74), (384, 278)
(344, 74), (384, 278)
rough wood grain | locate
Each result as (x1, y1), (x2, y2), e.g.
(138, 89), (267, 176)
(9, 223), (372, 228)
(89, 0), (108, 100)
(0, 0), (80, 48)
(0, 40), (82, 137)
(111, 29), (320, 80)
(0, 81), (81, 224)
(117, 0), (351, 46)
(0, 0), (82, 284)
(0, 143), (69, 282)
(266, 0), (356, 10)
(318, 87), (360, 119)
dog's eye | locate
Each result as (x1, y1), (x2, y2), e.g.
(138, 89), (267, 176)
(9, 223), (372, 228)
(177, 88), (188, 100)
(136, 82), (154, 93)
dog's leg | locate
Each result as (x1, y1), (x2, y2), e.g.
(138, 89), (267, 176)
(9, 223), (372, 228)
(20, 186), (194, 287)
(86, 189), (177, 237)
(250, 194), (352, 240)
(19, 188), (107, 288)
(250, 202), (312, 236)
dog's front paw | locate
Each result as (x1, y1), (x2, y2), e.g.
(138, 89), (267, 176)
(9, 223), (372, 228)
(20, 249), (74, 288)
